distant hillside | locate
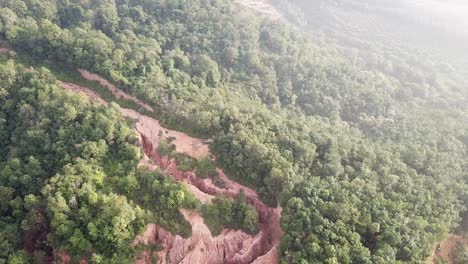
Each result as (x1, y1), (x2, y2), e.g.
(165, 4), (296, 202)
(272, 0), (468, 73)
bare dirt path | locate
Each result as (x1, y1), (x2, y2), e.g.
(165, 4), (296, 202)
(60, 81), (108, 106)
(0, 44), (15, 55)
(78, 69), (154, 113)
(60, 70), (283, 264)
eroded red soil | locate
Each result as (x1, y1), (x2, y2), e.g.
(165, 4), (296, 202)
(60, 70), (283, 263)
(60, 81), (108, 106)
(0, 47), (11, 53)
(134, 209), (267, 264)
(122, 108), (210, 159)
(430, 234), (467, 264)
(135, 130), (283, 264)
(0, 45), (16, 55)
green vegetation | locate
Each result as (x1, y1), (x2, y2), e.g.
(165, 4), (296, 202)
(272, 0), (468, 74)
(156, 139), (176, 157)
(194, 157), (218, 179)
(0, 45), (151, 117)
(0, 61), (196, 262)
(0, 0), (467, 263)
(454, 242), (468, 264)
(174, 153), (197, 172)
(119, 168), (199, 238)
(201, 191), (259, 236)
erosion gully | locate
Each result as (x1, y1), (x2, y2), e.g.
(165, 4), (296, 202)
(62, 68), (283, 264)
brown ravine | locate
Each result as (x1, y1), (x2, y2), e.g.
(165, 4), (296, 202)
(60, 70), (283, 264)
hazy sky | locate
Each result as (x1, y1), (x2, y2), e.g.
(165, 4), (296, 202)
(406, 0), (468, 34)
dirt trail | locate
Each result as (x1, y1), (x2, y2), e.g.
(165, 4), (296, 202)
(60, 78), (210, 159)
(60, 70), (283, 264)
(235, 0), (284, 21)
(78, 69), (154, 113)
(60, 81), (108, 106)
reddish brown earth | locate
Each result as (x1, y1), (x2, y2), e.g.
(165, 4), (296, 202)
(122, 108), (210, 159)
(59, 81), (108, 106)
(251, 242), (280, 264)
(60, 70), (283, 263)
(0, 45), (16, 56)
(430, 234), (467, 264)
(55, 251), (87, 264)
(134, 209), (269, 264)
(135, 130), (283, 264)
(78, 69), (154, 113)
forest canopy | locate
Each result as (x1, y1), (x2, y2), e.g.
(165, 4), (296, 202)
(0, 60), (199, 262)
(0, 0), (467, 263)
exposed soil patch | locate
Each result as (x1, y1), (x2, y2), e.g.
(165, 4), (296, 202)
(0, 44), (16, 55)
(187, 183), (215, 204)
(135, 123), (282, 264)
(54, 251), (87, 264)
(134, 209), (267, 264)
(59, 70), (283, 264)
(430, 234), (467, 264)
(78, 69), (154, 112)
(60, 81), (108, 106)
(121, 108), (210, 159)
(251, 242), (279, 264)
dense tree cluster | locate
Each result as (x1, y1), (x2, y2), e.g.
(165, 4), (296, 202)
(0, 60), (197, 262)
(0, 0), (467, 263)
(453, 243), (468, 264)
(158, 140), (218, 178)
(201, 191), (259, 236)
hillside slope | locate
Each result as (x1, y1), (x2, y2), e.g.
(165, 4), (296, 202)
(0, 47), (281, 263)
(0, 0), (467, 263)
